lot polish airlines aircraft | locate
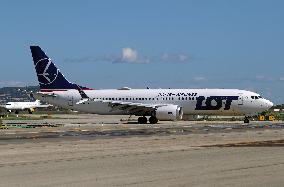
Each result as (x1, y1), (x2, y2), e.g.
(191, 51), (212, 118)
(30, 46), (273, 124)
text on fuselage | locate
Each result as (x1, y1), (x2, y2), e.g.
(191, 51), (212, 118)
(195, 96), (239, 110)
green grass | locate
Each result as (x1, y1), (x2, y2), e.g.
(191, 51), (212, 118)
(3, 114), (51, 120)
(2, 114), (80, 120)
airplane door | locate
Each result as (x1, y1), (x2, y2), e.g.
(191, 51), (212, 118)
(238, 95), (243, 105)
(68, 96), (74, 107)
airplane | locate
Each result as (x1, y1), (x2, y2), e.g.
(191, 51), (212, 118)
(29, 46), (273, 124)
(2, 100), (51, 114)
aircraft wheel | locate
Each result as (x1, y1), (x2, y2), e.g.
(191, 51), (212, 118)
(15, 110), (19, 114)
(138, 116), (147, 124)
(149, 116), (158, 124)
(244, 117), (250, 123)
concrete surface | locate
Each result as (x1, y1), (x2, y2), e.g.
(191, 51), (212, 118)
(0, 114), (283, 187)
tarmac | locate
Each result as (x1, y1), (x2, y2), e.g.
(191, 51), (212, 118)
(0, 114), (284, 187)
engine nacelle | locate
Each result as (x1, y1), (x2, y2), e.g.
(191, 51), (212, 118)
(155, 105), (183, 121)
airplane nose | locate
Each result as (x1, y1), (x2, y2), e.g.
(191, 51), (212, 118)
(267, 101), (274, 108)
(263, 100), (273, 109)
(260, 99), (273, 109)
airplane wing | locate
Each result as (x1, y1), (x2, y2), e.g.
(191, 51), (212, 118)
(76, 99), (167, 115)
(35, 104), (53, 108)
(31, 92), (57, 99)
(74, 86), (168, 115)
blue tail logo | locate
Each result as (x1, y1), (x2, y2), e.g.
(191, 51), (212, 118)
(30, 46), (88, 90)
(36, 58), (59, 85)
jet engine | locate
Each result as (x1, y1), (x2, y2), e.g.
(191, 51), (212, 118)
(155, 105), (183, 121)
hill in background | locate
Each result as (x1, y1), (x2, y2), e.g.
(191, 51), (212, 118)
(0, 86), (39, 104)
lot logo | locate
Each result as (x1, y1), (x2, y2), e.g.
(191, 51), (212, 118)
(35, 58), (59, 85)
(195, 96), (239, 110)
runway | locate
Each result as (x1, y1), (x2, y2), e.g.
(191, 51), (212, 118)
(0, 114), (284, 186)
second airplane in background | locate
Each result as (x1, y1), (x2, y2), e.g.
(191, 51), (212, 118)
(3, 100), (51, 114)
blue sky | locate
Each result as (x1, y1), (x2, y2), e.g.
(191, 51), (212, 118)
(0, 0), (284, 103)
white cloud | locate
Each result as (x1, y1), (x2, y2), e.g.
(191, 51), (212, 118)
(193, 77), (207, 82)
(161, 53), (190, 63)
(116, 47), (149, 64)
(122, 48), (138, 62)
(0, 80), (27, 87)
(64, 48), (191, 64)
(178, 54), (188, 62)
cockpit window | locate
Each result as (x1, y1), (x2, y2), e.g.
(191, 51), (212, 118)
(251, 96), (255, 99)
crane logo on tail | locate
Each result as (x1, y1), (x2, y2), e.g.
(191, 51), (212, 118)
(35, 58), (59, 85)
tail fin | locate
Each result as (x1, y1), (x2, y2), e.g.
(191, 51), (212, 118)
(30, 46), (88, 91)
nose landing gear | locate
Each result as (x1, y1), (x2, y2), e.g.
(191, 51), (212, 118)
(244, 116), (250, 123)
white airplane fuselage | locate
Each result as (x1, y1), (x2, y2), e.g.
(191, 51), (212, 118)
(36, 88), (273, 116)
(4, 100), (50, 113)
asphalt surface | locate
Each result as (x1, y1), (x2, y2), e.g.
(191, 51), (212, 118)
(0, 114), (284, 187)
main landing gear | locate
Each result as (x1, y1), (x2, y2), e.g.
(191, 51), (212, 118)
(244, 116), (250, 123)
(149, 116), (159, 124)
(138, 116), (159, 124)
(138, 116), (147, 124)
